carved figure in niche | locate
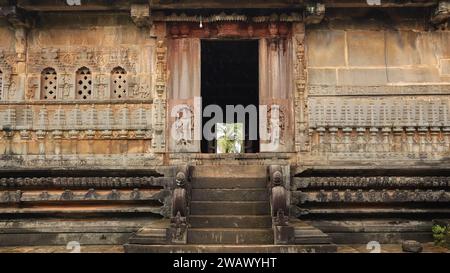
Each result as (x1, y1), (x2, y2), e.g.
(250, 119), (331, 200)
(132, 83), (139, 97)
(174, 106), (193, 146)
(26, 77), (38, 100)
(139, 78), (152, 99)
(9, 78), (17, 97)
(268, 105), (285, 146)
(61, 74), (72, 99)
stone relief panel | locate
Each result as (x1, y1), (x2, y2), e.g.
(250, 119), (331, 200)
(167, 38), (200, 153)
(25, 46), (152, 101)
(168, 99), (199, 153)
(0, 49), (16, 101)
(259, 36), (295, 153)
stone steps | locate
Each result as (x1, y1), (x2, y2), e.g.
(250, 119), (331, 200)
(187, 173), (273, 245)
(192, 178), (267, 189)
(190, 215), (272, 228)
(192, 189), (268, 201)
(193, 165), (267, 178)
(188, 228), (274, 245)
(190, 201), (270, 215)
(123, 166), (338, 252)
(124, 244), (337, 253)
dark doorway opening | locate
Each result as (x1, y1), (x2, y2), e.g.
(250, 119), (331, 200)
(201, 40), (260, 154)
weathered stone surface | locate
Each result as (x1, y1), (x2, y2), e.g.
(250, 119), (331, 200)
(306, 30), (346, 67)
(402, 240), (423, 253)
(337, 68), (388, 86)
(347, 31), (386, 67)
(124, 244), (337, 253)
(308, 68), (337, 85)
(387, 67), (441, 83)
(386, 31), (438, 66)
(441, 59), (450, 75)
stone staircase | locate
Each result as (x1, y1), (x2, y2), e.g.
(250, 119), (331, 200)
(124, 165), (337, 253)
(188, 169), (273, 245)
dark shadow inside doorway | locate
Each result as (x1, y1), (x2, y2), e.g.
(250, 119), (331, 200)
(201, 40), (260, 153)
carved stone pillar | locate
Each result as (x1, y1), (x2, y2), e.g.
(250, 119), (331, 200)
(69, 130), (79, 156)
(405, 127), (416, 155)
(36, 130), (46, 158)
(52, 130), (63, 157)
(393, 127), (404, 153)
(317, 127), (326, 154)
(356, 127), (366, 153)
(292, 23), (308, 153)
(153, 39), (168, 153)
(3, 131), (13, 155)
(381, 127), (391, 153)
(342, 127), (352, 153)
(329, 127), (338, 153)
(86, 130), (95, 155)
(430, 127), (441, 154)
(443, 127), (450, 152)
(369, 127), (379, 153)
(418, 127), (428, 155)
(20, 130), (30, 156)
(119, 130), (129, 155)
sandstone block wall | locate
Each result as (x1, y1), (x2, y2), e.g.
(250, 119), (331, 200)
(307, 29), (450, 86)
(305, 18), (450, 167)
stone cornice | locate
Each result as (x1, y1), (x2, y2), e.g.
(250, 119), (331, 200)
(8, 0), (439, 12)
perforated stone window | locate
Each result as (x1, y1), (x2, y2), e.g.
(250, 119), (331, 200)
(41, 68), (58, 100)
(111, 67), (127, 99)
(76, 67), (92, 100)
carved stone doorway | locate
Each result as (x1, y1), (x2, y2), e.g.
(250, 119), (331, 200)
(167, 22), (296, 154)
(201, 40), (260, 154)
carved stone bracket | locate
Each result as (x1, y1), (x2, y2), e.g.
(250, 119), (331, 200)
(0, 6), (34, 29)
(431, 1), (450, 28)
(304, 2), (325, 25)
(131, 4), (152, 28)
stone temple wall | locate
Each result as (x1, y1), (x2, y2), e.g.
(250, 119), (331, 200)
(0, 14), (165, 170)
(304, 14), (450, 168)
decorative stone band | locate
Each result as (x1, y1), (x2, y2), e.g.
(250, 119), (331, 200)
(293, 189), (450, 204)
(308, 97), (450, 128)
(0, 176), (173, 189)
(0, 103), (152, 132)
(0, 188), (169, 203)
(293, 176), (450, 189)
(308, 85), (450, 97)
(153, 12), (303, 23)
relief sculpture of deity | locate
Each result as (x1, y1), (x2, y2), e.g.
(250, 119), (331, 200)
(173, 105), (193, 146)
(268, 105), (285, 147)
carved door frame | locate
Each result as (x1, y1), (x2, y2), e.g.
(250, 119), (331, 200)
(165, 21), (302, 154)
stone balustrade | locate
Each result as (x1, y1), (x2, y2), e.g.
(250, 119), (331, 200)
(0, 103), (154, 157)
(308, 98), (450, 156)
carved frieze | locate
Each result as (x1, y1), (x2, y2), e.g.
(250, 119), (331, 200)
(293, 189), (449, 204)
(294, 176), (450, 190)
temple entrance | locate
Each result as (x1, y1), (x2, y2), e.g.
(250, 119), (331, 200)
(201, 40), (260, 153)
